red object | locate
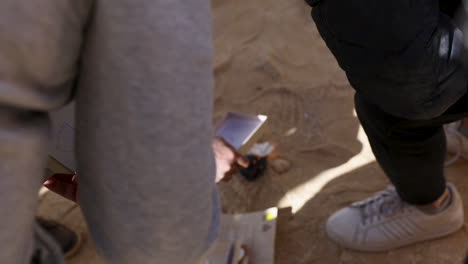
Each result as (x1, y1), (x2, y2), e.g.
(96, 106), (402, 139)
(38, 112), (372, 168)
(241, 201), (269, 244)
(49, 173), (76, 184)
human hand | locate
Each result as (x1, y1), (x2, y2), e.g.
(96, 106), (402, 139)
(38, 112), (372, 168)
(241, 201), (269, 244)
(212, 137), (249, 183)
(43, 173), (78, 203)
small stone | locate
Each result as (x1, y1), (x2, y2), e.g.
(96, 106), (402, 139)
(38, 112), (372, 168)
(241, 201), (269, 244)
(271, 158), (291, 174)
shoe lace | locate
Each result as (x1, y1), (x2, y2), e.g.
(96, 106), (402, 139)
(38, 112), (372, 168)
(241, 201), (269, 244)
(351, 187), (406, 225)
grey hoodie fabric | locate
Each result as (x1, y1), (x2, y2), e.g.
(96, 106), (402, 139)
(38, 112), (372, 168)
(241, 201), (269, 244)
(0, 0), (219, 263)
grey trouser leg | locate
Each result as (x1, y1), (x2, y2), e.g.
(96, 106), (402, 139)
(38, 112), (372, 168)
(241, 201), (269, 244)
(0, 0), (219, 263)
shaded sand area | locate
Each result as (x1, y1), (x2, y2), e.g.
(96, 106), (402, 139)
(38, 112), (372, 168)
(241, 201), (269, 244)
(39, 0), (468, 263)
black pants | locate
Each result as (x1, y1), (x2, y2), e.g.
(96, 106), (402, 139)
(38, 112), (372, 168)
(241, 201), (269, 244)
(355, 91), (468, 205)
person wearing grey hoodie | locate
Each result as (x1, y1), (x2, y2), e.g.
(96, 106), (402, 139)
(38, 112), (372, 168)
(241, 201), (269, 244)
(0, 0), (229, 263)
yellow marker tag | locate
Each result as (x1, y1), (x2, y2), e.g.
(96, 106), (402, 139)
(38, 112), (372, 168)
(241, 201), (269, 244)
(264, 208), (278, 222)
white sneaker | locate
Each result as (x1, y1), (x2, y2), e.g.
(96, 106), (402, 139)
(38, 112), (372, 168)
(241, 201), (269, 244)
(326, 184), (464, 252)
(445, 121), (468, 165)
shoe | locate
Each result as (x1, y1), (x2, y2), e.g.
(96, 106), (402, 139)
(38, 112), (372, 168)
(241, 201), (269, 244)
(35, 218), (83, 259)
(444, 121), (468, 165)
(326, 184), (464, 252)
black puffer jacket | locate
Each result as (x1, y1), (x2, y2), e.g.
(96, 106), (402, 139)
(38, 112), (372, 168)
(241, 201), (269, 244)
(308, 0), (468, 120)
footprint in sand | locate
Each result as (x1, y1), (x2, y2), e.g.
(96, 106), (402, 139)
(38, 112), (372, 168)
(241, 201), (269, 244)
(247, 87), (321, 147)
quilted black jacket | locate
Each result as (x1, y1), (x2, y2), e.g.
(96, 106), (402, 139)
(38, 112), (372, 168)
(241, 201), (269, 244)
(308, 0), (468, 119)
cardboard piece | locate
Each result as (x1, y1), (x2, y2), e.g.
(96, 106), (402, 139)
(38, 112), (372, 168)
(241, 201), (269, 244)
(201, 208), (278, 264)
(215, 112), (268, 154)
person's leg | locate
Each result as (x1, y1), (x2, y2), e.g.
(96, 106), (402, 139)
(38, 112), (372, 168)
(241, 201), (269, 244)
(75, 1), (219, 264)
(442, 90), (468, 160)
(354, 94), (447, 205)
(325, 92), (467, 252)
(355, 88), (468, 204)
(0, 0), (92, 263)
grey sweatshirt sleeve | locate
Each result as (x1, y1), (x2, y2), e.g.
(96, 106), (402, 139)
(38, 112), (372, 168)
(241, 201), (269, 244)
(0, 1), (92, 263)
(75, 0), (220, 263)
(0, 0), (219, 263)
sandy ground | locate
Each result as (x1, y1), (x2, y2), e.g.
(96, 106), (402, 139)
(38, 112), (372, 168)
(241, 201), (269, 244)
(39, 0), (468, 263)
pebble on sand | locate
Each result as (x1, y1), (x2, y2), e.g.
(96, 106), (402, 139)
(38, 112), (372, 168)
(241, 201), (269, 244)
(271, 158), (291, 174)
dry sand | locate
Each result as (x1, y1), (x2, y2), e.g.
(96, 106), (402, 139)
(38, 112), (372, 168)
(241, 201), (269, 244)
(39, 0), (468, 263)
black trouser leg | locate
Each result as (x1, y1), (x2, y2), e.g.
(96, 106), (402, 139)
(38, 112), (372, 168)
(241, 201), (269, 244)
(354, 92), (468, 205)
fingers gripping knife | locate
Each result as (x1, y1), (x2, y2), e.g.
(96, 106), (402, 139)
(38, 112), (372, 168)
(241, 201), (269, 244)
(214, 112), (268, 181)
(239, 142), (276, 181)
(240, 154), (268, 181)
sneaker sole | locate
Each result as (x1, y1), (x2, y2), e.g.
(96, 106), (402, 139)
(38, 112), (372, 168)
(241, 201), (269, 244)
(326, 218), (464, 252)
